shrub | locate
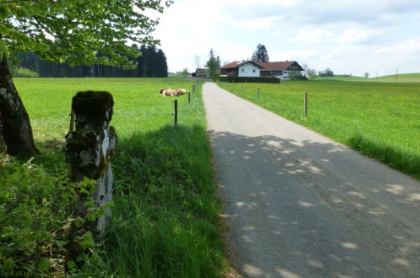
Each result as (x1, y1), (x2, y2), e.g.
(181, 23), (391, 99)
(289, 71), (308, 81)
(0, 155), (104, 277)
(214, 76), (280, 83)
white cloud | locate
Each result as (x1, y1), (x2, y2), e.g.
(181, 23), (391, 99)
(337, 27), (387, 45)
(290, 29), (334, 44)
(148, 0), (420, 76)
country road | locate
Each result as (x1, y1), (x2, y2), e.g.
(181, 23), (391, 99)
(202, 82), (420, 278)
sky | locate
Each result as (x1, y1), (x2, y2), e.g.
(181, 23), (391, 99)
(148, 0), (420, 77)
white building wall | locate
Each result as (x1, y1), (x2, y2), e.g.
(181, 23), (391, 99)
(238, 63), (260, 77)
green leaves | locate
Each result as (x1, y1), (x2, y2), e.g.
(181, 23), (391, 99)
(79, 231), (95, 250)
(0, 24), (11, 36)
(37, 257), (50, 271)
(0, 158), (101, 274)
(0, 40), (7, 55)
(3, 258), (15, 270)
(1, 0), (172, 67)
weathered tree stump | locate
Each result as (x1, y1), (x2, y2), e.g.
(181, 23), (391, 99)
(64, 91), (117, 239)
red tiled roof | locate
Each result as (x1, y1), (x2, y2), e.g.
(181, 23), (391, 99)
(221, 61), (263, 69)
(257, 61), (296, 71)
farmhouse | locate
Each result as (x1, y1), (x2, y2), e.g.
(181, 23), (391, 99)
(192, 68), (208, 78)
(220, 61), (262, 77)
(257, 61), (304, 80)
(220, 60), (304, 80)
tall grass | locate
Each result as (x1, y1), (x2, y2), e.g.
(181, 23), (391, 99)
(219, 80), (420, 180)
(12, 77), (225, 277)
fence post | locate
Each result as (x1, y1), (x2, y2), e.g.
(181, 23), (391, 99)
(257, 88), (260, 99)
(188, 92), (191, 104)
(304, 92), (308, 117)
(174, 99), (178, 126)
(241, 85), (242, 94)
(64, 91), (117, 240)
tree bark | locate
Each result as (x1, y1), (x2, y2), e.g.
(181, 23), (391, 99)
(0, 53), (39, 155)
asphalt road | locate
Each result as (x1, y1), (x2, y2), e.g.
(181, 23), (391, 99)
(202, 82), (420, 278)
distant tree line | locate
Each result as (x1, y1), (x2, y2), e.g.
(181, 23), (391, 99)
(318, 68), (334, 77)
(15, 45), (168, 78)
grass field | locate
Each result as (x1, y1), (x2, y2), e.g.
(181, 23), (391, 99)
(218, 80), (420, 180)
(318, 73), (420, 83)
(3, 77), (226, 277)
(3, 76), (419, 276)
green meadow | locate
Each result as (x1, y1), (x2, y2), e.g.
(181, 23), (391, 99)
(1, 77), (226, 277)
(219, 80), (420, 180)
(318, 73), (420, 83)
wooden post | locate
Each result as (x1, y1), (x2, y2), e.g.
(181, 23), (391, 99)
(304, 92), (308, 117)
(174, 100), (178, 126)
(257, 88), (260, 99)
(241, 85), (242, 94)
(188, 92), (191, 104)
(69, 109), (75, 132)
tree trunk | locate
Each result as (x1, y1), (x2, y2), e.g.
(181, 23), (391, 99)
(0, 53), (39, 155)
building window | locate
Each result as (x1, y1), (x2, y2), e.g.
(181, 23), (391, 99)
(242, 69), (244, 73)
(253, 69), (255, 73)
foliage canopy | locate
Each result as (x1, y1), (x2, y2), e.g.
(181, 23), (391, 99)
(0, 0), (173, 68)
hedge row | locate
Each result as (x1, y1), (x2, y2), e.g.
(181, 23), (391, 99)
(214, 76), (280, 83)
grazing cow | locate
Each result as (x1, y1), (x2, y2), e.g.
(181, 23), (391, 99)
(160, 88), (188, 97)
(175, 88), (187, 95)
(162, 89), (176, 97)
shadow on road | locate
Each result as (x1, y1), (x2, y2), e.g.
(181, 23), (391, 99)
(209, 129), (420, 278)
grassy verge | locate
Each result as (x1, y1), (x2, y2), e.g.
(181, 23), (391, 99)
(2, 77), (225, 277)
(102, 82), (224, 277)
(218, 80), (420, 180)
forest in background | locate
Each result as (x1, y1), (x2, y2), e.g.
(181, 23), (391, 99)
(13, 45), (168, 78)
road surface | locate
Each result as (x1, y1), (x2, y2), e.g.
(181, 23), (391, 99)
(202, 82), (420, 278)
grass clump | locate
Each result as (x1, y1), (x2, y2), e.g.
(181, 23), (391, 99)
(105, 125), (222, 277)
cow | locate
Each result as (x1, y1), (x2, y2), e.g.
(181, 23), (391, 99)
(162, 89), (176, 97)
(175, 88), (187, 95)
(160, 88), (188, 97)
